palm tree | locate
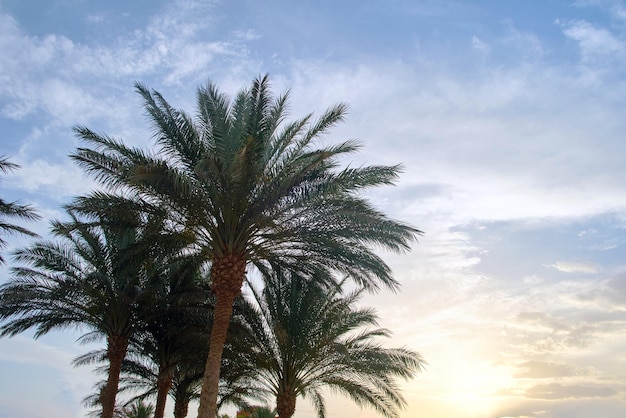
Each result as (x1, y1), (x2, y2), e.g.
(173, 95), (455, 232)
(237, 405), (276, 418)
(101, 278), (262, 418)
(129, 258), (210, 418)
(76, 256), (208, 418)
(251, 406), (277, 418)
(126, 294), (266, 418)
(0, 156), (40, 264)
(0, 195), (190, 418)
(71, 75), (422, 418)
(241, 270), (425, 418)
(123, 400), (155, 418)
(171, 364), (202, 418)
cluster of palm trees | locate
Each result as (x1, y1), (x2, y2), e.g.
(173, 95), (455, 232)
(0, 75), (424, 418)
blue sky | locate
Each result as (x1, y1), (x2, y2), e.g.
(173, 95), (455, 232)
(2, 1), (626, 417)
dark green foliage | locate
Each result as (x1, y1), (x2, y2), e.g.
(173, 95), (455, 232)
(68, 75), (422, 417)
(0, 195), (194, 418)
(123, 400), (154, 418)
(71, 75), (422, 292)
(241, 270), (425, 418)
(0, 156), (40, 264)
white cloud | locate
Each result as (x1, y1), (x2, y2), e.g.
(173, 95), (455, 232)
(549, 261), (600, 274)
(501, 19), (545, 60)
(0, 2), (256, 124)
(0, 335), (98, 418)
(9, 158), (98, 202)
(233, 29), (262, 41)
(85, 14), (104, 23)
(559, 19), (624, 61)
(515, 360), (588, 380)
(472, 35), (490, 54)
(283, 56), (626, 227)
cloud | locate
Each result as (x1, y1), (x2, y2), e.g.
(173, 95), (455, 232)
(494, 398), (626, 418)
(0, 335), (100, 418)
(558, 19), (624, 62)
(549, 261), (600, 274)
(508, 310), (602, 354)
(8, 158), (98, 202)
(279, 46), (626, 228)
(525, 382), (618, 400)
(0, 2), (256, 123)
(472, 35), (490, 54)
(500, 19), (545, 61)
(514, 361), (582, 379)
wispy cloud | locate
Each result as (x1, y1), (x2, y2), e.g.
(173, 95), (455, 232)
(558, 19), (624, 61)
(514, 360), (583, 379)
(525, 382), (618, 400)
(549, 261), (600, 274)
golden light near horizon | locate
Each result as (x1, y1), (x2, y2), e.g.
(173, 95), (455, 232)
(408, 350), (521, 417)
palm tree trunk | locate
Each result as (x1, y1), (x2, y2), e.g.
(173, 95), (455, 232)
(154, 369), (174, 418)
(173, 396), (189, 418)
(100, 334), (129, 418)
(276, 391), (296, 418)
(197, 254), (246, 418)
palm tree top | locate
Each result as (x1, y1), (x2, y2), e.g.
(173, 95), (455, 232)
(71, 74), (422, 292)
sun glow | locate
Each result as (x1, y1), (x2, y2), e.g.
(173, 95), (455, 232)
(406, 350), (521, 418)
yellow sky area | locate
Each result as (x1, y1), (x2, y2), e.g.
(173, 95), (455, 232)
(338, 277), (625, 418)
(279, 328), (522, 418)
(290, 359), (517, 418)
(400, 342), (518, 418)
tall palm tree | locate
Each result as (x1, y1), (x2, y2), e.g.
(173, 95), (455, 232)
(242, 270), (425, 418)
(0, 195), (190, 418)
(0, 156), (40, 264)
(129, 258), (209, 418)
(76, 256), (208, 418)
(71, 75), (422, 418)
(120, 292), (265, 418)
(98, 279), (261, 418)
(171, 364), (202, 418)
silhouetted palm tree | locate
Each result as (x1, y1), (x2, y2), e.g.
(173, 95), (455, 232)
(241, 270), (425, 418)
(71, 75), (422, 418)
(0, 156), (40, 264)
(0, 195), (190, 418)
(131, 258), (209, 418)
(123, 293), (265, 418)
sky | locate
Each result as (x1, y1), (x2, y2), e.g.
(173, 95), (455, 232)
(1, 0), (626, 417)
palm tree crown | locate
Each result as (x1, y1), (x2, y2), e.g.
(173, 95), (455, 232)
(242, 270), (425, 418)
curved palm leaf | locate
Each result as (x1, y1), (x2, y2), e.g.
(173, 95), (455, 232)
(0, 156), (40, 264)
